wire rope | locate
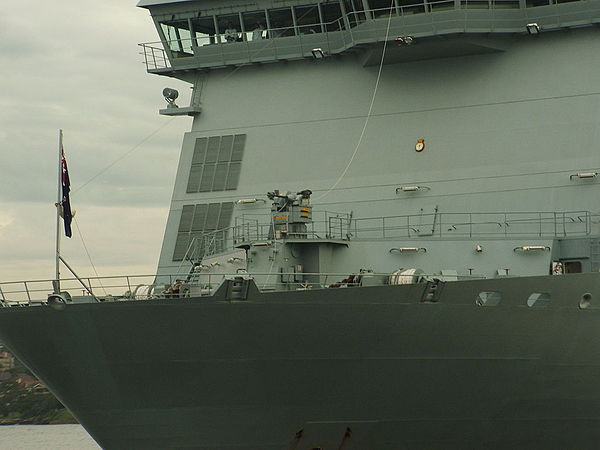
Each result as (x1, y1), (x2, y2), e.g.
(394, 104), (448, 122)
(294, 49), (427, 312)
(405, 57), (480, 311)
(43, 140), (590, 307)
(314, 1), (396, 202)
(73, 218), (107, 296)
(72, 117), (176, 196)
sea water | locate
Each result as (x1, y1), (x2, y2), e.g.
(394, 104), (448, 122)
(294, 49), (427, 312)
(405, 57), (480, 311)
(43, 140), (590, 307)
(0, 424), (100, 449)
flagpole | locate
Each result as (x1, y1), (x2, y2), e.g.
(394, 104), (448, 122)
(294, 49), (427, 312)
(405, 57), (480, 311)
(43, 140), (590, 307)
(54, 129), (63, 294)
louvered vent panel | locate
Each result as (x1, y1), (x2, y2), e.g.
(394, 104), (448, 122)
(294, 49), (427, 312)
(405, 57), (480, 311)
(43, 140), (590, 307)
(172, 202), (235, 261)
(186, 134), (246, 193)
(178, 205), (195, 232)
(192, 138), (208, 164)
(191, 204), (208, 231)
(172, 233), (192, 261)
(592, 240), (600, 272)
(186, 164), (203, 193)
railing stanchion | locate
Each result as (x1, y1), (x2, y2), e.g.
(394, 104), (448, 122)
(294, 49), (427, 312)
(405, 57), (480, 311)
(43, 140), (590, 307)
(587, 211), (591, 234)
(151, 47), (158, 69)
(469, 213), (473, 238)
(24, 282), (31, 302)
(126, 276), (132, 298)
(141, 45), (149, 70)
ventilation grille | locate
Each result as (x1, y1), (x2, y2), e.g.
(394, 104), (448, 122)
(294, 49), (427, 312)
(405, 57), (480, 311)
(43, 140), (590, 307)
(592, 240), (600, 272)
(187, 134), (246, 193)
(172, 202), (234, 261)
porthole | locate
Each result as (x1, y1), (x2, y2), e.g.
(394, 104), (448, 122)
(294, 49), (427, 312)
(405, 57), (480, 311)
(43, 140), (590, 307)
(527, 292), (551, 307)
(579, 293), (592, 309)
(476, 291), (502, 306)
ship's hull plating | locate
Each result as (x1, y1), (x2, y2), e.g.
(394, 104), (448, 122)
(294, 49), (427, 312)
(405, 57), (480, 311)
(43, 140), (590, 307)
(1, 273), (600, 449)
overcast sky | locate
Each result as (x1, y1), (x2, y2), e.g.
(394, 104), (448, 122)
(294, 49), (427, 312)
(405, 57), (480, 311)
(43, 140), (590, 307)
(0, 1), (192, 285)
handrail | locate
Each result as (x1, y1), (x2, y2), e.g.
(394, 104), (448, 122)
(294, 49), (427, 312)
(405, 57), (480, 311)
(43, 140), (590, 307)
(0, 270), (487, 305)
(191, 209), (595, 259)
(139, 0), (599, 70)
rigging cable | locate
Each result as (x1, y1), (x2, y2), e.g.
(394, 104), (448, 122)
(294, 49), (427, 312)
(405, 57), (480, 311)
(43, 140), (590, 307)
(73, 217), (108, 296)
(315, 1), (395, 202)
(72, 117), (176, 196)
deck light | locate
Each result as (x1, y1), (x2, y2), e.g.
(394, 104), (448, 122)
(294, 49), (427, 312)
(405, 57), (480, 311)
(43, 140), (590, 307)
(526, 23), (540, 35)
(396, 36), (414, 46)
(513, 245), (550, 252)
(396, 186), (430, 193)
(389, 247), (427, 253)
(235, 198), (266, 204)
(162, 88), (179, 108)
(570, 172), (599, 180)
(311, 48), (325, 59)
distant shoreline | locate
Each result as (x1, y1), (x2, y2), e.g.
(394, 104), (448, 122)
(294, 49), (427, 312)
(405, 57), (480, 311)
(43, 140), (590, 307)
(1, 419), (78, 425)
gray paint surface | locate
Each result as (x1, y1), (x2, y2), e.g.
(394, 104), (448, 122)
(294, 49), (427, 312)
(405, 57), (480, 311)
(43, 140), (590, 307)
(0, 273), (599, 448)
(2, 3), (600, 449)
(156, 25), (600, 280)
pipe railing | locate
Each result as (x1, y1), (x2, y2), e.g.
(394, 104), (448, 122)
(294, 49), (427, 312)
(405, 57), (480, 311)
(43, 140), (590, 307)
(0, 270), (488, 306)
(139, 0), (598, 70)
(190, 210), (593, 260)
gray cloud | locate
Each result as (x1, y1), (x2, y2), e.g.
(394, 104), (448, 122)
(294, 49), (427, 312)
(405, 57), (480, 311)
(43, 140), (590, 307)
(0, 0), (191, 284)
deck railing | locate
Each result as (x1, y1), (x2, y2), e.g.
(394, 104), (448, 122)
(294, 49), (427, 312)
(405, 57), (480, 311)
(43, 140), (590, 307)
(0, 270), (482, 306)
(186, 210), (595, 260)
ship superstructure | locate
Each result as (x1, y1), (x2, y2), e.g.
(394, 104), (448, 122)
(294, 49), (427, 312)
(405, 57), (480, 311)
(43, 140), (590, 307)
(0, 0), (599, 449)
(139, 0), (600, 285)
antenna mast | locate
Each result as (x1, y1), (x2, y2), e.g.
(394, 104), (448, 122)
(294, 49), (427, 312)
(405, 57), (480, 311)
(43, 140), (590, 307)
(54, 130), (63, 294)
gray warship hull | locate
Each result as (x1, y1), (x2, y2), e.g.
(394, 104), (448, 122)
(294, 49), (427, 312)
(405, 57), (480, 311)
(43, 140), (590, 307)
(2, 0), (600, 448)
(1, 273), (599, 449)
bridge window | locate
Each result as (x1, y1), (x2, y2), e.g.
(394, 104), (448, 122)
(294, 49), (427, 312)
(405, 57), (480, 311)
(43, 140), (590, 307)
(217, 14), (242, 43)
(491, 0), (520, 8)
(242, 11), (268, 41)
(321, 1), (345, 30)
(268, 7), (295, 37)
(343, 0), (367, 25)
(191, 16), (217, 47)
(369, 0), (396, 17)
(397, 0), (427, 15)
(526, 0), (550, 6)
(295, 5), (322, 34)
(160, 20), (193, 56)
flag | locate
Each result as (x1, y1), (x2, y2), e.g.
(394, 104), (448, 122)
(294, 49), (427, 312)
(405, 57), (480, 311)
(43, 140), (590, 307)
(61, 147), (73, 238)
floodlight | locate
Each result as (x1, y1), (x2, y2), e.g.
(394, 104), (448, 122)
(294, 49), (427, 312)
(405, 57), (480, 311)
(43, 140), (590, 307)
(163, 88), (179, 108)
(311, 48), (325, 59)
(526, 23), (540, 35)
